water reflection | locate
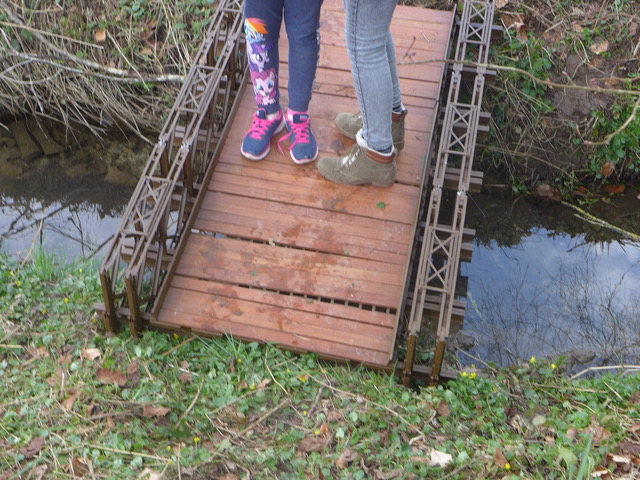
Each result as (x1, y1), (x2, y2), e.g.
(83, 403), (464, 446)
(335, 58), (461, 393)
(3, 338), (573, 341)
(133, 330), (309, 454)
(0, 164), (133, 259)
(462, 190), (640, 369)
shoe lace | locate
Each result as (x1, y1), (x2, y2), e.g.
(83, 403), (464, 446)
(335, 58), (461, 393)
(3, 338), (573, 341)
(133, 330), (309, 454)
(247, 113), (277, 140)
(277, 116), (311, 154)
(339, 144), (360, 170)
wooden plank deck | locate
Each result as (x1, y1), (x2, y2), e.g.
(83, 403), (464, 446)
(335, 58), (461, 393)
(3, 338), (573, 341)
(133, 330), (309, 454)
(151, 0), (454, 367)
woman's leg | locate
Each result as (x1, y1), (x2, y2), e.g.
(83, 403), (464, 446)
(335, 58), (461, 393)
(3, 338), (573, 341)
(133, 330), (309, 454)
(344, 0), (399, 153)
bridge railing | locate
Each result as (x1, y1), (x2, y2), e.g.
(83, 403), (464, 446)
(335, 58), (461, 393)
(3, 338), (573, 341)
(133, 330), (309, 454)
(403, 0), (495, 385)
(98, 0), (247, 334)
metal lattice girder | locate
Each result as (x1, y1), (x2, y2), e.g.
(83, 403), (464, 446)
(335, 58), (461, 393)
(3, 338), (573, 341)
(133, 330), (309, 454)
(99, 0), (247, 332)
(404, 0), (494, 385)
(455, 0), (495, 65)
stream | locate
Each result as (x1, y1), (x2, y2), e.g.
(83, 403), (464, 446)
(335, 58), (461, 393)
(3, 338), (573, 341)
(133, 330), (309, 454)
(1, 125), (639, 370)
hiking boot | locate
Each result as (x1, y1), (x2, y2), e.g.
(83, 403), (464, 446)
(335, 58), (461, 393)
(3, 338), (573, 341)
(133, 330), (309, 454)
(317, 130), (397, 187)
(241, 108), (286, 161)
(278, 112), (318, 164)
(334, 108), (407, 151)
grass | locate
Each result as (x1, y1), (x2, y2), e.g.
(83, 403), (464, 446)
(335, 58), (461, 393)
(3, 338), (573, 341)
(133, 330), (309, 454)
(1, 251), (639, 479)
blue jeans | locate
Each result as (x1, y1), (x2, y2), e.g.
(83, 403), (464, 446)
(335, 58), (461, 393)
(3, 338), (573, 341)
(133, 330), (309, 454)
(244, 0), (323, 114)
(343, 0), (402, 152)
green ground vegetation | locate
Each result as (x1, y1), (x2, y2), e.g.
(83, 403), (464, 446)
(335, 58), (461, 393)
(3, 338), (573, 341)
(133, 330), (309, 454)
(1, 251), (639, 479)
(482, 0), (640, 189)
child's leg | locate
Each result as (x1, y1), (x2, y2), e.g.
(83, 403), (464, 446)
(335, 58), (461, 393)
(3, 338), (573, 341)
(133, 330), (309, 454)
(282, 0), (323, 112)
(275, 0), (323, 164)
(241, 0), (286, 161)
(244, 1), (283, 114)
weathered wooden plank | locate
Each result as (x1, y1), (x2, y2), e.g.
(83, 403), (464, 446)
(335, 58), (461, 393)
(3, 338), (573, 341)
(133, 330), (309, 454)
(177, 235), (405, 308)
(195, 191), (412, 264)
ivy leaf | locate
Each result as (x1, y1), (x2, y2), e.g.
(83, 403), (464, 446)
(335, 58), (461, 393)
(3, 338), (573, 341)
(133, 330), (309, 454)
(377, 201), (387, 209)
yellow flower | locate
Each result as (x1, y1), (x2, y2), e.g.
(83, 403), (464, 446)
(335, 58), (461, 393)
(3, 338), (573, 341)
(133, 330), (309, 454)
(461, 371), (468, 377)
(64, 298), (70, 304)
(166, 446), (172, 450)
(299, 375), (308, 383)
(505, 462), (511, 470)
(16, 280), (22, 287)
(529, 356), (536, 363)
(470, 372), (477, 379)
(173, 333), (180, 340)
(237, 358), (243, 363)
(314, 429), (320, 435)
(193, 437), (200, 444)
(551, 363), (557, 370)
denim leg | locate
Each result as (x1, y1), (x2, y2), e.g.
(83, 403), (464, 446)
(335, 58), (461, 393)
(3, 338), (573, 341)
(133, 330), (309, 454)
(283, 0), (323, 112)
(344, 0), (400, 152)
(244, 1), (284, 114)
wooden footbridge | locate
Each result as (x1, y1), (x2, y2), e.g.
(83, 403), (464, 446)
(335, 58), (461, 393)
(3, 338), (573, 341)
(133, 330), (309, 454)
(97, 0), (495, 384)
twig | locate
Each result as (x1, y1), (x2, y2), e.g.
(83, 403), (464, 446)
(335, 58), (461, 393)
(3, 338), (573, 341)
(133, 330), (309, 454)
(399, 57), (640, 98)
(0, 20), (103, 48)
(298, 366), (423, 435)
(238, 398), (290, 436)
(141, 335), (197, 366)
(178, 377), (204, 424)
(583, 95), (640, 147)
(264, 346), (288, 395)
(86, 444), (172, 462)
(561, 201), (640, 242)
(570, 365), (640, 380)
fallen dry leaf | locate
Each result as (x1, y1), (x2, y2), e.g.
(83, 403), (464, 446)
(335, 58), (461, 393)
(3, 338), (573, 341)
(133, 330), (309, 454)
(127, 361), (140, 376)
(63, 389), (79, 411)
(601, 161), (615, 178)
(138, 468), (163, 480)
(20, 437), (45, 458)
(618, 441), (640, 455)
(318, 422), (330, 436)
(604, 184), (625, 194)
(81, 348), (101, 361)
(494, 448), (508, 468)
(429, 449), (453, 468)
(96, 367), (127, 387)
(94, 29), (107, 43)
(437, 400), (451, 417)
(591, 466), (612, 479)
(584, 416), (612, 444)
(178, 372), (193, 384)
(298, 435), (330, 453)
(70, 456), (90, 477)
(143, 406), (170, 418)
(590, 40), (609, 55)
(495, 0), (508, 8)
(336, 447), (358, 469)
(27, 346), (50, 359)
